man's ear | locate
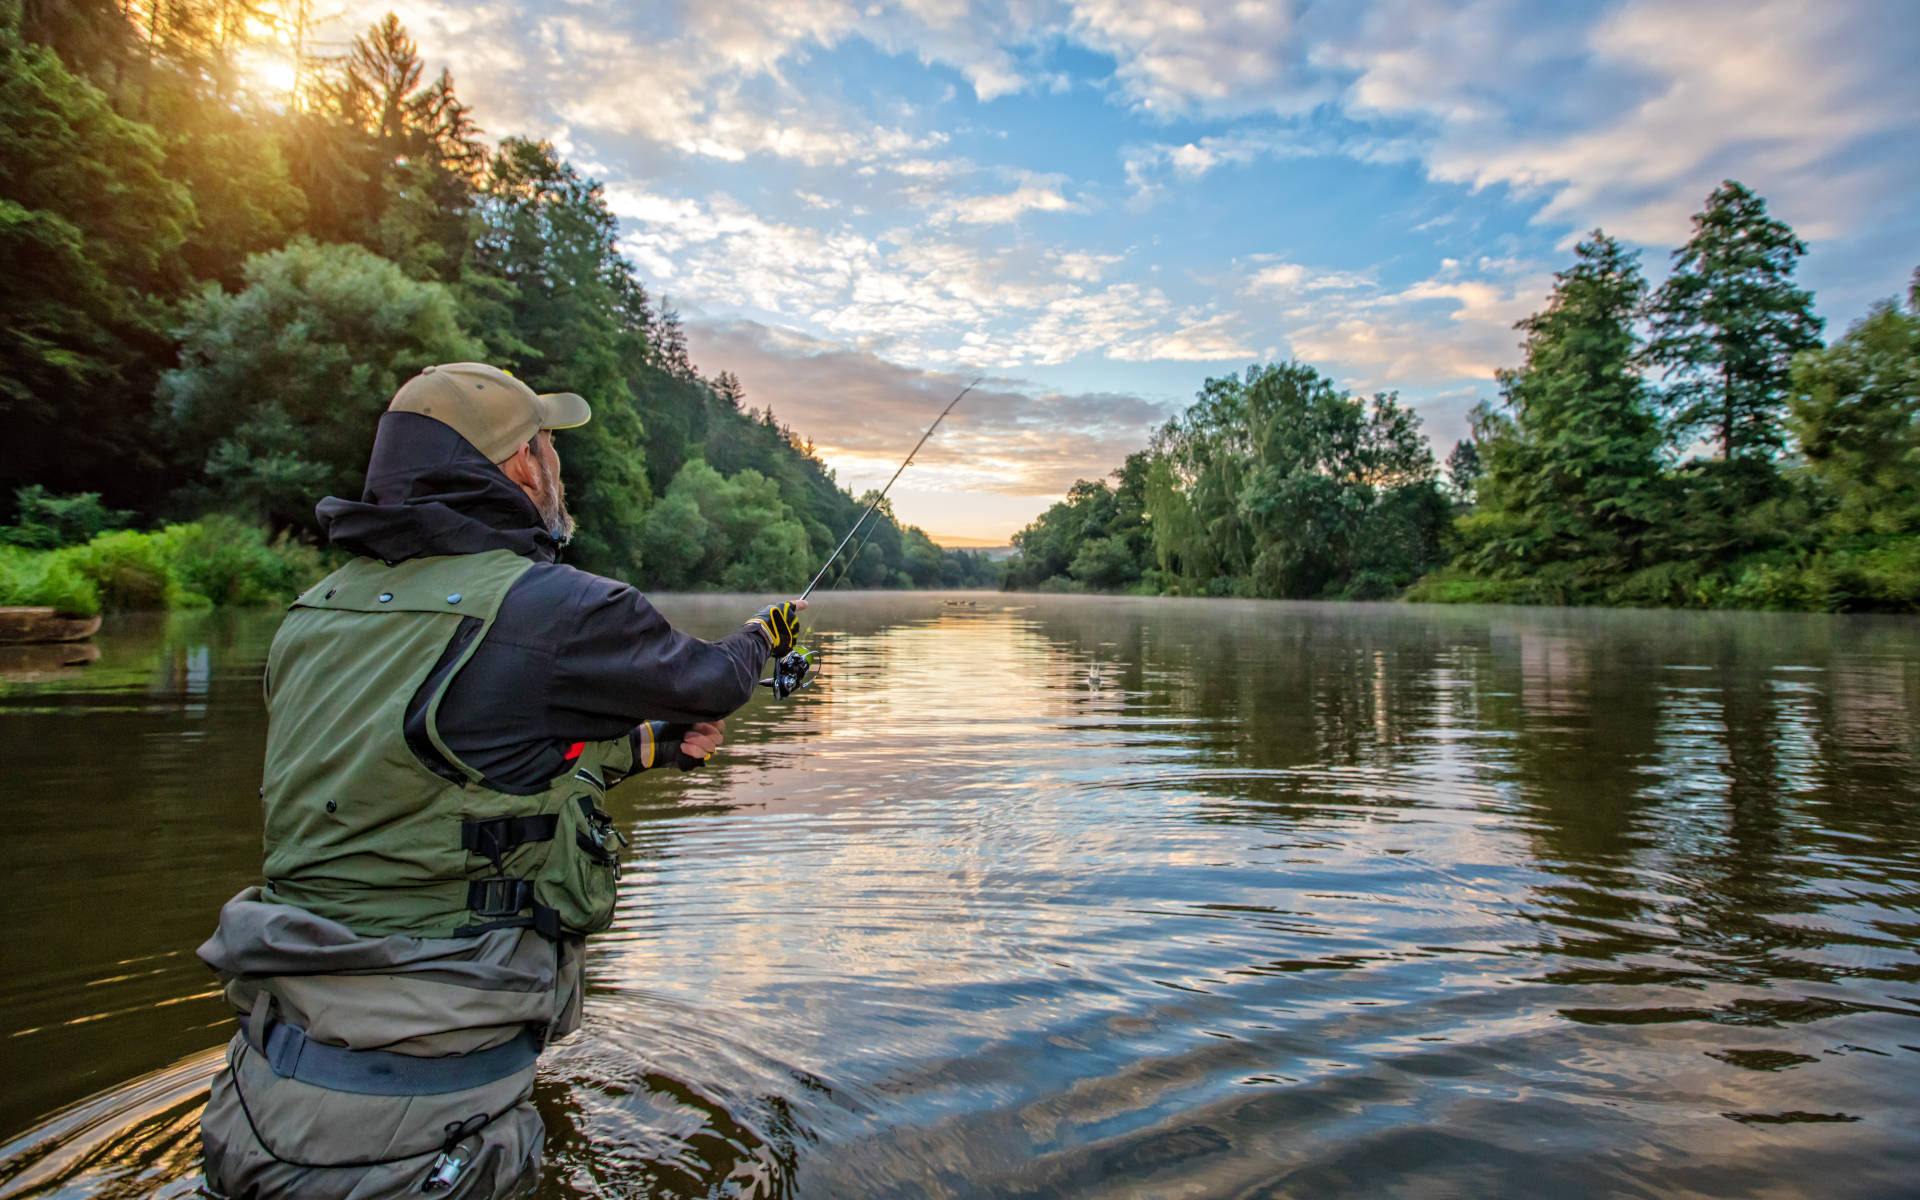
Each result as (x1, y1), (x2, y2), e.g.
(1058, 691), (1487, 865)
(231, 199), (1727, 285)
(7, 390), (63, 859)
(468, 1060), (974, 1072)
(498, 441), (539, 492)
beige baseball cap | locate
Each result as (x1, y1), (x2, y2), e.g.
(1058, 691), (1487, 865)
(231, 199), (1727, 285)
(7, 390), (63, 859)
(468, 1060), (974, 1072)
(388, 363), (591, 463)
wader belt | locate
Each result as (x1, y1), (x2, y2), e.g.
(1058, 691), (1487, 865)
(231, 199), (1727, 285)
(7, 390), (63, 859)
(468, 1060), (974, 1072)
(252, 1011), (540, 1096)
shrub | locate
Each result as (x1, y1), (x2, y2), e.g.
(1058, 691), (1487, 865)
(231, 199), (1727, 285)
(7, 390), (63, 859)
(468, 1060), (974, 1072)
(0, 518), (330, 615)
(162, 516), (327, 606)
(68, 529), (177, 611)
(0, 547), (101, 615)
(1, 486), (132, 549)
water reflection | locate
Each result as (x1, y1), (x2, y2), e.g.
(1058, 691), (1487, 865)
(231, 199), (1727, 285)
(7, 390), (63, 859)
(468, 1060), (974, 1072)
(1, 596), (1916, 1199)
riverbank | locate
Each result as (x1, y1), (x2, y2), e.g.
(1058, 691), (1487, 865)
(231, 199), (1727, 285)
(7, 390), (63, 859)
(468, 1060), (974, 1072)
(1405, 532), (1920, 613)
(997, 530), (1920, 613)
(0, 516), (330, 617)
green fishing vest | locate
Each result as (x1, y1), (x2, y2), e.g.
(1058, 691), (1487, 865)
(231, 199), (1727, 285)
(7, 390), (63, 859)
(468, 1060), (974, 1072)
(258, 550), (629, 940)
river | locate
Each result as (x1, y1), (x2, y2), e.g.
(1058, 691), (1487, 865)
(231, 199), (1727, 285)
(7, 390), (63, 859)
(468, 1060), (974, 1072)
(1, 593), (1916, 1198)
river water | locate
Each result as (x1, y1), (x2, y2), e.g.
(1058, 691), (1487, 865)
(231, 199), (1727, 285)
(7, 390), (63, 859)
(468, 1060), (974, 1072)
(0, 593), (1917, 1198)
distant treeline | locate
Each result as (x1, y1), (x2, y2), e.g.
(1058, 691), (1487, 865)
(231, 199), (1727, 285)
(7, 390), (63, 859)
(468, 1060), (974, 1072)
(1003, 185), (1919, 613)
(0, 2), (999, 607)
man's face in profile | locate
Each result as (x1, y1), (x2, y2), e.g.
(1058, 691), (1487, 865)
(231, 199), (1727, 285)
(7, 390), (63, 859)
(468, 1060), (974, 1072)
(531, 431), (574, 544)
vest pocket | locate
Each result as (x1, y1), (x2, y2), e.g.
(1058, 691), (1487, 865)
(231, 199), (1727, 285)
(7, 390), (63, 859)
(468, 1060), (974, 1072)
(538, 792), (623, 935)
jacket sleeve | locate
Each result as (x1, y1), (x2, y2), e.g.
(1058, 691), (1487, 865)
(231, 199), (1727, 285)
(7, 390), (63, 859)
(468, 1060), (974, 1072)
(543, 568), (771, 729)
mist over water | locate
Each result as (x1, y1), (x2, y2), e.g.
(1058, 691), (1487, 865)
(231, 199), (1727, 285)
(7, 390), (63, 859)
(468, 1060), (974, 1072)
(2, 594), (1917, 1198)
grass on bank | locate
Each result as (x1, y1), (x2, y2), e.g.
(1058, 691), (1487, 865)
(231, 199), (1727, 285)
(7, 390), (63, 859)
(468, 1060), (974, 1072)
(0, 516), (330, 616)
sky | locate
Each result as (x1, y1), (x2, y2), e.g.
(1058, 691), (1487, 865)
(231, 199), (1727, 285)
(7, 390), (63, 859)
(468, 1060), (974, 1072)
(299, 0), (1918, 545)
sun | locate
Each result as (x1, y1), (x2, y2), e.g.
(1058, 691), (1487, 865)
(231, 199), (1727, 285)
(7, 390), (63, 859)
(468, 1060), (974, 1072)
(231, 41), (300, 100)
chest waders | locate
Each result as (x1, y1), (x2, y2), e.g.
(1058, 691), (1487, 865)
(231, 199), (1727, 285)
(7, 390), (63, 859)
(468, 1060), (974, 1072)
(201, 550), (631, 1199)
(261, 549), (630, 941)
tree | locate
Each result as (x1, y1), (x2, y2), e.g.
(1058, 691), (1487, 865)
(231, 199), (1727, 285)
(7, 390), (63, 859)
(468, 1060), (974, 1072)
(466, 138), (653, 578)
(1789, 271), (1920, 535)
(1445, 437), (1482, 503)
(1646, 181), (1823, 462)
(1463, 232), (1665, 591)
(158, 239), (484, 528)
(0, 23), (192, 501)
(640, 459), (811, 591)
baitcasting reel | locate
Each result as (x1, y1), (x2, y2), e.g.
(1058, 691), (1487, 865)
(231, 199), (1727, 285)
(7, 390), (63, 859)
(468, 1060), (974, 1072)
(759, 647), (815, 699)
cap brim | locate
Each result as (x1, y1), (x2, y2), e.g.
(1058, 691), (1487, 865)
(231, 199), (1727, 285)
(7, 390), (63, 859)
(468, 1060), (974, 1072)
(535, 391), (591, 430)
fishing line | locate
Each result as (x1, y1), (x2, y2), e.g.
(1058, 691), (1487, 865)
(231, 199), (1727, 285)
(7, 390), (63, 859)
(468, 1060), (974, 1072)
(761, 377), (979, 699)
(799, 377), (980, 602)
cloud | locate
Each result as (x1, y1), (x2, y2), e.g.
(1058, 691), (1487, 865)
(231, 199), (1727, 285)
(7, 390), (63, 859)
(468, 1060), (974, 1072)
(683, 319), (1183, 499)
(1242, 255), (1550, 394)
(1066, 0), (1333, 117)
(931, 183), (1080, 225)
(1325, 0), (1920, 244)
(604, 183), (1246, 368)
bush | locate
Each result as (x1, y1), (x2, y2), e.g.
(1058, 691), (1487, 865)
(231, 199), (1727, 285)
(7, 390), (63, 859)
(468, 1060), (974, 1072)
(162, 516), (328, 606)
(0, 519), (330, 614)
(68, 529), (178, 611)
(0, 547), (101, 615)
(1716, 535), (1920, 612)
(1603, 560), (1710, 609)
(0, 486), (131, 549)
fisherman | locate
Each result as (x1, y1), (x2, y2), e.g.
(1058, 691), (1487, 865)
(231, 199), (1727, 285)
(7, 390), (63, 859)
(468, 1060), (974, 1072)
(197, 363), (802, 1198)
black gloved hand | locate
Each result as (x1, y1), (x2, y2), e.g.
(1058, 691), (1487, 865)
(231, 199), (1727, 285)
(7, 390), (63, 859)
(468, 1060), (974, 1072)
(748, 601), (800, 657)
(636, 721), (717, 771)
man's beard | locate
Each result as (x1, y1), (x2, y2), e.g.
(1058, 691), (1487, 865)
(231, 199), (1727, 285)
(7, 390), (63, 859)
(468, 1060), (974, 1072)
(533, 454), (576, 545)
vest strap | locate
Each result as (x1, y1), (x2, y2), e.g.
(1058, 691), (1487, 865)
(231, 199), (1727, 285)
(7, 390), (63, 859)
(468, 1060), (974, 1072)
(460, 814), (559, 867)
(260, 1019), (541, 1096)
(464, 877), (563, 940)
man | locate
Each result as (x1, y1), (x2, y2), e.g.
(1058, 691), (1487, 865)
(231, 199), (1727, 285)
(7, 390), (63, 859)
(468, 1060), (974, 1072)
(197, 363), (803, 1198)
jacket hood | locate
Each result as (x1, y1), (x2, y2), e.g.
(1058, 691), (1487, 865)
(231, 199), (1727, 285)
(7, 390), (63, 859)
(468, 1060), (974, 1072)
(316, 411), (559, 564)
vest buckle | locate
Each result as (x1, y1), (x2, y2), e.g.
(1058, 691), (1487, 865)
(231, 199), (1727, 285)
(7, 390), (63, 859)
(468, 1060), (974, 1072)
(467, 876), (533, 918)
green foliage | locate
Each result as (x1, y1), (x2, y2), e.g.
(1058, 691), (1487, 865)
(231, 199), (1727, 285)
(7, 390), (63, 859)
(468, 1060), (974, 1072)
(0, 22), (191, 499)
(159, 238), (485, 527)
(1646, 180), (1822, 462)
(1789, 274), (1920, 535)
(465, 139), (653, 578)
(162, 516), (330, 607)
(1712, 536), (1920, 613)
(1418, 195), (1914, 613)
(1459, 231), (1665, 596)
(1, 486), (131, 548)
(11, 12), (1910, 615)
(1003, 366), (1448, 599)
(67, 528), (177, 610)
(641, 460), (811, 591)
(0, 518), (330, 614)
(0, 546), (102, 616)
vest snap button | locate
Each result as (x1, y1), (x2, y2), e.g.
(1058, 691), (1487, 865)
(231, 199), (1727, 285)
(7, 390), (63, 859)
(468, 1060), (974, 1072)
(325, 800), (337, 813)
(324, 588), (335, 599)
(378, 592), (393, 603)
(447, 593), (462, 604)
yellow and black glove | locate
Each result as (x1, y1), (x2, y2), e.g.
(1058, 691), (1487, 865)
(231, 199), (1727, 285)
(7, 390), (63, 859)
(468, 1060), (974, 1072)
(748, 601), (800, 658)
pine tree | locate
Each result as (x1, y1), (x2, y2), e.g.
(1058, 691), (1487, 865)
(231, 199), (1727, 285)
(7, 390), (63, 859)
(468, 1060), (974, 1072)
(1465, 232), (1665, 591)
(1646, 181), (1824, 461)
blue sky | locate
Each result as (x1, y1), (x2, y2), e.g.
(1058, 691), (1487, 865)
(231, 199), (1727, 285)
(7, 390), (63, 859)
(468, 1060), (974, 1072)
(314, 0), (1918, 543)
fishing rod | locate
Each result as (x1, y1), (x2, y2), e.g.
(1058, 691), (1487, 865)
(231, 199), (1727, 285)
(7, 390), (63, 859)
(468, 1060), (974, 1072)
(759, 377), (980, 699)
(800, 377), (981, 601)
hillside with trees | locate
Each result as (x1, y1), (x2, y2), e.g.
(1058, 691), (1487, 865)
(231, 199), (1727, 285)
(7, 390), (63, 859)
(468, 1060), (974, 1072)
(0, 1), (997, 611)
(1002, 184), (1918, 613)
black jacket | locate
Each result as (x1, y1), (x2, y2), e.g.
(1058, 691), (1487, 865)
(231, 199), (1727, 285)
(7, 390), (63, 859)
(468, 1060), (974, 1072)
(316, 412), (768, 790)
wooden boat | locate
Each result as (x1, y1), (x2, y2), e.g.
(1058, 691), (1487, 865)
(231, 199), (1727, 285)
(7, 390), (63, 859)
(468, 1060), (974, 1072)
(0, 606), (103, 646)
